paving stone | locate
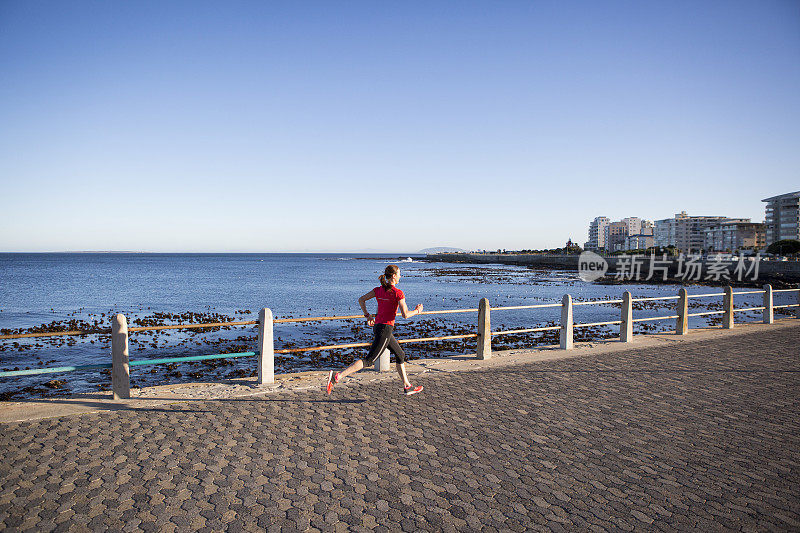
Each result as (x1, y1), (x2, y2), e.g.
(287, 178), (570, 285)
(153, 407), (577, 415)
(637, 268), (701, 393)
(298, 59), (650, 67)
(2, 326), (800, 530)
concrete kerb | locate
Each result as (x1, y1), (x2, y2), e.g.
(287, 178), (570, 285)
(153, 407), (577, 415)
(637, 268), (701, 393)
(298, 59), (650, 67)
(2, 318), (799, 424)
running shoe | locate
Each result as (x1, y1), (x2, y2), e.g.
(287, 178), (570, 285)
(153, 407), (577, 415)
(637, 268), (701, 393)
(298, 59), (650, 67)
(403, 384), (423, 396)
(325, 371), (339, 395)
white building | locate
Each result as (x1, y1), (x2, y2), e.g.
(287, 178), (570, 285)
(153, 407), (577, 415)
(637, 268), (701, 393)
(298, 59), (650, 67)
(584, 216), (610, 251)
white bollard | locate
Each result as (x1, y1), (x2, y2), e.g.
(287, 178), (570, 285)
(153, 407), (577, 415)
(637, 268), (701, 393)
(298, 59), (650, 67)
(763, 284), (773, 324)
(560, 294), (573, 350)
(258, 308), (275, 384)
(620, 291), (633, 342)
(722, 286), (734, 329)
(477, 298), (491, 360)
(375, 347), (391, 372)
(676, 288), (688, 335)
(111, 314), (130, 400)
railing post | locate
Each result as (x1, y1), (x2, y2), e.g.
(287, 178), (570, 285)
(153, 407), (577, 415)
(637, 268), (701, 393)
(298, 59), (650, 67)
(258, 308), (275, 384)
(111, 314), (130, 400)
(763, 284), (773, 324)
(560, 294), (573, 350)
(477, 298), (491, 360)
(796, 287), (800, 320)
(620, 291), (633, 342)
(676, 288), (688, 335)
(375, 347), (391, 372)
(722, 286), (734, 329)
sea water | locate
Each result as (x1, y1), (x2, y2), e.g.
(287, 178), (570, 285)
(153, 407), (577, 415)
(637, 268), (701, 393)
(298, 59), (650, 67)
(0, 253), (770, 397)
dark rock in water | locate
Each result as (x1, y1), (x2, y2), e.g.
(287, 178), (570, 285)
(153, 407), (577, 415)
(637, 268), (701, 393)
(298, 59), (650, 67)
(0, 390), (17, 401)
(44, 379), (67, 389)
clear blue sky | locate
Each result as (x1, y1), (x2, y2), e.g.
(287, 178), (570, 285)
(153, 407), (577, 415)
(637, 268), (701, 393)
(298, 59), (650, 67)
(1, 1), (798, 252)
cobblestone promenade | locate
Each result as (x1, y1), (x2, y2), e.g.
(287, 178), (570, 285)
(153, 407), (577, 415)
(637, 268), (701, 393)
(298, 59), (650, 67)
(2, 325), (800, 531)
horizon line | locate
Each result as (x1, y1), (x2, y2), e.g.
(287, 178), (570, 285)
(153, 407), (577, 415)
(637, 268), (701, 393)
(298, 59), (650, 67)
(0, 250), (433, 254)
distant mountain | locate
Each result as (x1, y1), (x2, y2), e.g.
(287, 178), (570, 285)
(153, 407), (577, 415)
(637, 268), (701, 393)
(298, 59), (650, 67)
(418, 247), (468, 254)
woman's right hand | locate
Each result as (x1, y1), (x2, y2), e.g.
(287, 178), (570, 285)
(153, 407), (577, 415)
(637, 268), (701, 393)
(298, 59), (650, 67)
(415, 304), (423, 315)
(366, 315), (375, 327)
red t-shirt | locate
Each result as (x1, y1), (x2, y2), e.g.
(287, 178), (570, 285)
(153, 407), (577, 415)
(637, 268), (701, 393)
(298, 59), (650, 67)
(373, 285), (404, 325)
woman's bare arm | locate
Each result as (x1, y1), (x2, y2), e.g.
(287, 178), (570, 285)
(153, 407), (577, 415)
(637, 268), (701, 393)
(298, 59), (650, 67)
(398, 299), (423, 319)
(358, 290), (375, 324)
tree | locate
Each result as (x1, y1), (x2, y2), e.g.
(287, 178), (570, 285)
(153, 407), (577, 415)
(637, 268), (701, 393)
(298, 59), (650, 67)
(766, 239), (800, 255)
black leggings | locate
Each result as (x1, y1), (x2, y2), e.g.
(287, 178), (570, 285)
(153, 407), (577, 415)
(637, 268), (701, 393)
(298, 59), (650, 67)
(362, 323), (406, 366)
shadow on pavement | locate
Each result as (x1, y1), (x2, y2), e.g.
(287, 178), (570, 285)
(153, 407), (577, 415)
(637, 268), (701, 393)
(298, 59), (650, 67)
(1, 395), (366, 419)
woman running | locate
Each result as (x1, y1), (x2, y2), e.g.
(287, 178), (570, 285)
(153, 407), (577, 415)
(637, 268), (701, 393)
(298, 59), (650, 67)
(326, 264), (424, 396)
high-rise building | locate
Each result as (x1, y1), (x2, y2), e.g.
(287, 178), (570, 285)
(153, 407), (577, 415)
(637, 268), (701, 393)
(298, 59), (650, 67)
(586, 216), (653, 252)
(703, 220), (765, 252)
(584, 217), (610, 251)
(654, 213), (682, 249)
(762, 191), (800, 245)
(654, 211), (730, 252)
(604, 217), (651, 251)
(604, 221), (629, 252)
(625, 222), (654, 250)
(621, 217), (643, 236)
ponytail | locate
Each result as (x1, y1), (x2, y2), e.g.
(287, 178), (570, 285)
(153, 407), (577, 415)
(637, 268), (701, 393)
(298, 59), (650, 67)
(379, 264), (400, 290)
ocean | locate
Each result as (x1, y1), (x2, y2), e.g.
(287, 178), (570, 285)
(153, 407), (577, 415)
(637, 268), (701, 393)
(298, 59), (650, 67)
(0, 253), (773, 399)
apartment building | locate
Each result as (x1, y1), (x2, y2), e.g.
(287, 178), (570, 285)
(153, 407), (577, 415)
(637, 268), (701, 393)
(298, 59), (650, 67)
(582, 217), (652, 252)
(625, 234), (655, 250)
(584, 217), (610, 251)
(621, 217), (643, 236)
(604, 221), (628, 252)
(703, 220), (765, 252)
(762, 191), (800, 245)
(654, 211), (729, 252)
(584, 216), (657, 252)
(625, 223), (654, 250)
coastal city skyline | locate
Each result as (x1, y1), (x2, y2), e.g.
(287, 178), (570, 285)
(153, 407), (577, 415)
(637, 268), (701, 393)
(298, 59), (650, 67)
(1, 2), (798, 253)
(582, 190), (800, 254)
